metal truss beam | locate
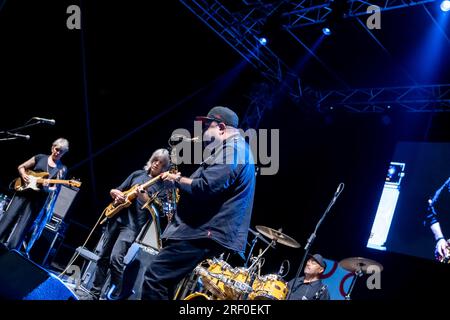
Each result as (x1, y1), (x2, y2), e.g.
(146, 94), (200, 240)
(240, 83), (273, 129)
(282, 0), (333, 29)
(180, 0), (293, 84)
(315, 84), (450, 112)
(180, 0), (302, 128)
(348, 0), (438, 17)
(284, 0), (438, 30)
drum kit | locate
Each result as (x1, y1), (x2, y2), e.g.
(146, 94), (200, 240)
(183, 225), (384, 300)
(185, 225), (300, 300)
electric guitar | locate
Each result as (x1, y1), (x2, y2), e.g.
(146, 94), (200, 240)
(101, 174), (162, 224)
(13, 170), (81, 192)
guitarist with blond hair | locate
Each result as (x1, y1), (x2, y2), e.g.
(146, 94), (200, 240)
(0, 138), (69, 251)
(90, 148), (171, 300)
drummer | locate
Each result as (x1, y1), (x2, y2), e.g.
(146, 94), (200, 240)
(287, 254), (330, 300)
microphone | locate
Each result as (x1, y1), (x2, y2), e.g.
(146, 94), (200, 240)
(32, 117), (55, 125)
(170, 134), (200, 143)
(7, 132), (30, 140)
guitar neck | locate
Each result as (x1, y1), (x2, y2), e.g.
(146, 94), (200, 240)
(36, 179), (70, 185)
(141, 175), (161, 189)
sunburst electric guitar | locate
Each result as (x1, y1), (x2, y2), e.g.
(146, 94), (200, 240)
(13, 170), (81, 192)
(101, 174), (161, 224)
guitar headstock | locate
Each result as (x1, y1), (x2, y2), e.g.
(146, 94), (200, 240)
(69, 179), (82, 188)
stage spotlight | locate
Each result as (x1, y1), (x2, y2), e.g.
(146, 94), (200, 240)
(322, 27), (332, 36)
(441, 0), (450, 12)
(259, 37), (268, 46)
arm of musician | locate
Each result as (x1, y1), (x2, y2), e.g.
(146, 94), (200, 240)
(431, 222), (449, 258)
(17, 156), (36, 184)
(110, 189), (126, 204)
(161, 172), (193, 193)
(187, 145), (240, 197)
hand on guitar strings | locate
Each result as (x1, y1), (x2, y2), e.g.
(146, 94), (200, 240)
(110, 189), (126, 204)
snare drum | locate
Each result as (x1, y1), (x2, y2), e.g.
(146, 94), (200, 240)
(248, 274), (288, 300)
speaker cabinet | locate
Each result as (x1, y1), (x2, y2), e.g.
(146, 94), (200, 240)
(0, 249), (78, 300)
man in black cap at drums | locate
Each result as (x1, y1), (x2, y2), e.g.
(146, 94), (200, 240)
(287, 254), (330, 300)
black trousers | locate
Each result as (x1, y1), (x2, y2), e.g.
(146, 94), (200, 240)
(91, 220), (138, 297)
(141, 239), (224, 300)
(0, 192), (46, 250)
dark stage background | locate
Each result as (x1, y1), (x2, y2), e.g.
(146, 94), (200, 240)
(0, 1), (449, 300)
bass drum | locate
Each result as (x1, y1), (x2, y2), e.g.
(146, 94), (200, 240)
(184, 292), (211, 300)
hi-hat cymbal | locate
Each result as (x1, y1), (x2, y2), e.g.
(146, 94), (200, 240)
(338, 257), (384, 274)
(255, 225), (301, 248)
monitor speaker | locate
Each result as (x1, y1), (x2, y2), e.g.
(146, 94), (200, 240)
(0, 249), (78, 300)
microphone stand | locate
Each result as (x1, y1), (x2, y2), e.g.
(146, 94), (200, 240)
(287, 183), (344, 300)
(0, 131), (29, 141)
(245, 235), (259, 268)
(0, 118), (46, 141)
(245, 228), (273, 268)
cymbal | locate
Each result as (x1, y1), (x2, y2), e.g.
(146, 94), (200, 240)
(255, 225), (301, 248)
(338, 257), (384, 274)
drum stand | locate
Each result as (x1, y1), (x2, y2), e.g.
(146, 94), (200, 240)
(345, 269), (363, 300)
(239, 238), (277, 300)
(246, 228), (273, 268)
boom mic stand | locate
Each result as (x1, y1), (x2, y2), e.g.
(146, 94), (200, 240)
(0, 117), (48, 141)
(286, 183), (344, 300)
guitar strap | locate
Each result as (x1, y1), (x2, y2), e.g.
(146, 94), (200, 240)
(48, 165), (65, 180)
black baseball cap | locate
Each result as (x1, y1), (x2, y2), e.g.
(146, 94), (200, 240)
(308, 253), (327, 269)
(196, 106), (239, 128)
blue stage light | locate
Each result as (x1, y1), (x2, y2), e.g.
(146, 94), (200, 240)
(259, 37), (267, 46)
(322, 27), (332, 36)
(441, 0), (450, 12)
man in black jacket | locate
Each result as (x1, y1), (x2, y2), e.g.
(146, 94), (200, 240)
(141, 106), (256, 300)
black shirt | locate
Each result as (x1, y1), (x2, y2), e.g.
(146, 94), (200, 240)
(424, 177), (450, 228)
(114, 170), (167, 233)
(288, 277), (330, 300)
(34, 154), (67, 179)
(162, 134), (256, 253)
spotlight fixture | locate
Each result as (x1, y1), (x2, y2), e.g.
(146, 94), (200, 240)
(441, 1), (450, 12)
(322, 27), (332, 36)
(259, 37), (268, 46)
